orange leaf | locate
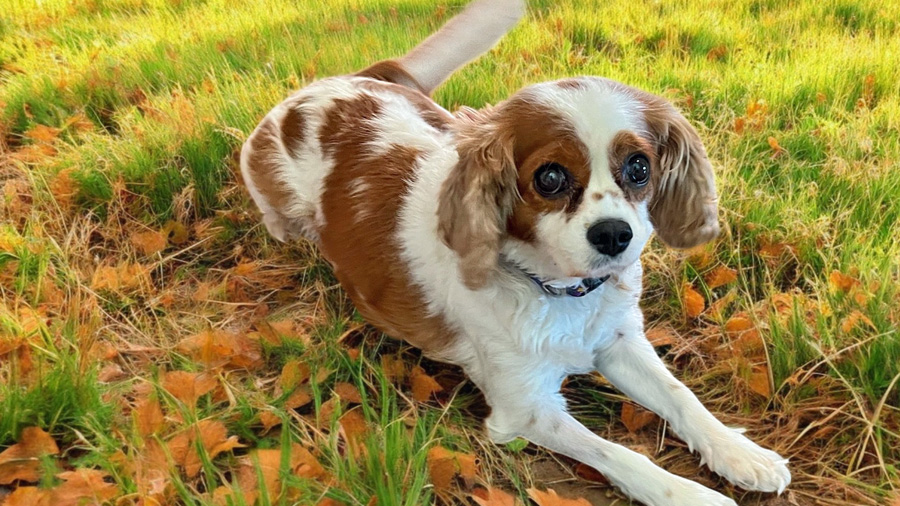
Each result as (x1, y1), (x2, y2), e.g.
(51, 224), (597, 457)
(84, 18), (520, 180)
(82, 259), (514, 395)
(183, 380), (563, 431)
(338, 409), (368, 458)
(526, 488), (592, 506)
(767, 136), (785, 156)
(573, 463), (609, 485)
(280, 360), (311, 391)
(705, 266), (737, 289)
(733, 116), (746, 135)
(284, 386), (313, 410)
(3, 486), (49, 505)
(828, 270), (859, 293)
(0, 427), (60, 484)
(162, 371), (218, 407)
(427, 446), (479, 492)
(724, 316), (753, 333)
(91, 262), (150, 293)
(24, 124), (60, 143)
(134, 396), (165, 436)
(682, 283), (705, 318)
(380, 355), (408, 382)
(621, 402), (657, 433)
(472, 487), (520, 506)
(334, 382), (363, 404)
(258, 411), (282, 431)
(411, 366), (443, 402)
(131, 230), (167, 256)
(747, 365), (772, 397)
(51, 469), (119, 505)
(177, 329), (263, 370)
(645, 326), (676, 347)
(168, 420), (244, 478)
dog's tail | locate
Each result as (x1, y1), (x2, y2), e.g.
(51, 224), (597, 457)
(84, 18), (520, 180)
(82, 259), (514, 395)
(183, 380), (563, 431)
(357, 0), (525, 95)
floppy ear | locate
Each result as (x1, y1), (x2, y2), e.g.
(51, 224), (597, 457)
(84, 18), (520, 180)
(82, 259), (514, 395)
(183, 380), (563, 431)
(644, 100), (719, 248)
(437, 112), (518, 289)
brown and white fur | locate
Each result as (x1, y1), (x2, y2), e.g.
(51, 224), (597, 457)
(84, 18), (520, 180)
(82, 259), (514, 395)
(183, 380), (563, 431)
(240, 1), (790, 504)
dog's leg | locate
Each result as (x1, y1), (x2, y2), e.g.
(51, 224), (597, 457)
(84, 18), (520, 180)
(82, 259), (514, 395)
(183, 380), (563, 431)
(594, 329), (791, 493)
(483, 379), (736, 506)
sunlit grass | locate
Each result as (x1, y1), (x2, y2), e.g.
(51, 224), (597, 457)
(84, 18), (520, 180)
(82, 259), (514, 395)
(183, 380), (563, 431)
(1, 0), (898, 504)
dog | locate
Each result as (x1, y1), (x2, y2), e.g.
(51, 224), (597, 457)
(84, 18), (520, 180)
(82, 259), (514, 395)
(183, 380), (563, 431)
(240, 0), (790, 504)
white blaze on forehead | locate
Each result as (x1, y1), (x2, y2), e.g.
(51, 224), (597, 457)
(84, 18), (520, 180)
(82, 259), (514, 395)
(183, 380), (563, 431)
(527, 79), (648, 208)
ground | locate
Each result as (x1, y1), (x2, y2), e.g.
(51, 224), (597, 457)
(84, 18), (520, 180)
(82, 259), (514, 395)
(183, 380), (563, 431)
(0, 0), (898, 505)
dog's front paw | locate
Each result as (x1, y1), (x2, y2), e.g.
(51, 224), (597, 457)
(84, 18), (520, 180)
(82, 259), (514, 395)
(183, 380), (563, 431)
(702, 430), (791, 493)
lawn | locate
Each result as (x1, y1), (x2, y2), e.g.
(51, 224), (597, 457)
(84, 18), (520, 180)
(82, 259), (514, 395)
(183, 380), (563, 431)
(0, 0), (898, 504)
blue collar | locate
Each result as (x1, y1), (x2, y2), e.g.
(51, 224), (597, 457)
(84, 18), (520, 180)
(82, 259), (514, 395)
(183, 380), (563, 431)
(527, 274), (610, 297)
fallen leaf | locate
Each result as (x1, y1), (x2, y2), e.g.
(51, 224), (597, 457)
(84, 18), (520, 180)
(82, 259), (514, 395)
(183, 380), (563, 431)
(284, 386), (313, 410)
(828, 270), (859, 293)
(767, 136), (785, 156)
(705, 266), (738, 289)
(573, 463), (609, 485)
(131, 230), (167, 255)
(258, 411), (282, 431)
(134, 396), (165, 436)
(168, 420), (244, 478)
(290, 444), (325, 480)
(427, 446), (479, 492)
(682, 283), (705, 318)
(163, 221), (189, 245)
(411, 366), (443, 402)
(380, 355), (408, 382)
(645, 326), (677, 347)
(177, 329), (263, 370)
(621, 402), (657, 433)
(3, 486), (49, 505)
(841, 310), (875, 333)
(472, 487), (520, 506)
(526, 488), (592, 506)
(333, 382), (363, 404)
(747, 365), (772, 397)
(0, 427), (60, 484)
(162, 371), (218, 407)
(52, 468), (119, 505)
(24, 124), (60, 143)
(280, 360), (311, 391)
(90, 262), (150, 293)
(98, 363), (126, 382)
(338, 409), (368, 458)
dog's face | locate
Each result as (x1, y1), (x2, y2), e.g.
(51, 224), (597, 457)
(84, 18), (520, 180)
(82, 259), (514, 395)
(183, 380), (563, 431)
(439, 77), (719, 287)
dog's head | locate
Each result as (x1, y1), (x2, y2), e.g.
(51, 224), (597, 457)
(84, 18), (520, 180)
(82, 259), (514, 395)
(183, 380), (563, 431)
(438, 77), (718, 288)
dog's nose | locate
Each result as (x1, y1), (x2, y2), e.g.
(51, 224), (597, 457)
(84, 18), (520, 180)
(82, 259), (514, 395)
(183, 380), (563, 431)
(587, 220), (632, 256)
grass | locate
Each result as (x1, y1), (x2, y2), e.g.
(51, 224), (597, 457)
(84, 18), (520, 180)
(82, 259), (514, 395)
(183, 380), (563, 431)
(1, 0), (898, 504)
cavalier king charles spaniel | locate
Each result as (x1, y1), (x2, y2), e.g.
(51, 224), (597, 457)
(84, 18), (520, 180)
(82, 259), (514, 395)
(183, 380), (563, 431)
(241, 1), (790, 503)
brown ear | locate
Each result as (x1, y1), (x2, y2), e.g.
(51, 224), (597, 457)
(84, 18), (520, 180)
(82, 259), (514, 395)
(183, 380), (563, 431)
(437, 114), (517, 289)
(643, 99), (719, 248)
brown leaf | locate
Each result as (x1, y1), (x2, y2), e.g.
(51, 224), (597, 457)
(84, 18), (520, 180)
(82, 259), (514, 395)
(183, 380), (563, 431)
(645, 326), (676, 347)
(427, 446), (479, 492)
(682, 283), (705, 318)
(280, 360), (311, 391)
(284, 386), (313, 410)
(177, 329), (263, 370)
(258, 411), (282, 431)
(131, 230), (167, 256)
(621, 402), (657, 433)
(828, 270), (859, 293)
(526, 488), (592, 506)
(134, 396), (165, 436)
(51, 469), (119, 506)
(747, 365), (772, 397)
(162, 371), (218, 407)
(163, 221), (189, 245)
(24, 124), (60, 143)
(767, 136), (785, 156)
(705, 266), (738, 289)
(290, 444), (325, 480)
(3, 486), (49, 506)
(168, 420), (244, 478)
(411, 366), (443, 402)
(338, 409), (368, 459)
(573, 463), (609, 485)
(0, 427), (60, 484)
(90, 262), (150, 293)
(472, 487), (520, 506)
(380, 355), (408, 382)
(841, 310), (875, 333)
(333, 382), (363, 404)
(98, 363), (126, 383)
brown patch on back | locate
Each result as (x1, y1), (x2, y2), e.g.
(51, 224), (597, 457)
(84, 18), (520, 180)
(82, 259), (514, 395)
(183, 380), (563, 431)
(356, 78), (452, 132)
(555, 78), (585, 90)
(316, 93), (457, 355)
(355, 59), (427, 94)
(244, 117), (293, 213)
(500, 98), (592, 242)
(607, 130), (656, 204)
(280, 101), (306, 158)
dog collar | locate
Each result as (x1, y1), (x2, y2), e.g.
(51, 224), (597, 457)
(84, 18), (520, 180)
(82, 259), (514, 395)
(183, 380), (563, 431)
(528, 274), (610, 297)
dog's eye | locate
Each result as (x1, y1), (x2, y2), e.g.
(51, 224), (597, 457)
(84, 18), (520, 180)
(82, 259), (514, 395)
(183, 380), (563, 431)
(623, 154), (650, 186)
(534, 162), (570, 197)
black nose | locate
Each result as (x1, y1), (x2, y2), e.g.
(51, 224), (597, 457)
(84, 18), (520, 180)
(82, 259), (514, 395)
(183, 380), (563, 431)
(587, 220), (632, 256)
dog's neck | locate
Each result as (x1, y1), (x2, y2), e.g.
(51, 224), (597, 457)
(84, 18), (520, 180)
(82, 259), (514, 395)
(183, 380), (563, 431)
(503, 260), (610, 297)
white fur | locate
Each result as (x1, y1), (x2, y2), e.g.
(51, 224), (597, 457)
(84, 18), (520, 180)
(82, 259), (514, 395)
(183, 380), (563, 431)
(241, 2), (790, 504)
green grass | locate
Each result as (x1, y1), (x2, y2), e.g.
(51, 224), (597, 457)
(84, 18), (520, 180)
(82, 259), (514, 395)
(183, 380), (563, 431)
(1, 0), (898, 504)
